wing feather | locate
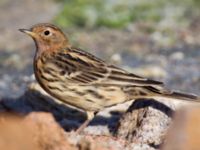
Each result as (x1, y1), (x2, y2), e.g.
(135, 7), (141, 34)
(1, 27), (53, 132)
(52, 48), (164, 87)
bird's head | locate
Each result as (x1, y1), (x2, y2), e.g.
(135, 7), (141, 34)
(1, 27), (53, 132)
(19, 23), (70, 54)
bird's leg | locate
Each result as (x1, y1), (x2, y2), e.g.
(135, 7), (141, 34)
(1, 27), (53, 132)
(76, 111), (95, 133)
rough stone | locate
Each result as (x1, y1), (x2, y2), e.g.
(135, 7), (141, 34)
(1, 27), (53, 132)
(0, 112), (77, 150)
(116, 98), (189, 148)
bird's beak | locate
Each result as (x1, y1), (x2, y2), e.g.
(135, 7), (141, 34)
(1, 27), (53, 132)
(19, 29), (37, 38)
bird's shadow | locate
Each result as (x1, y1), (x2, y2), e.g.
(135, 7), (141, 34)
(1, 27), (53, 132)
(127, 98), (174, 117)
(0, 88), (174, 134)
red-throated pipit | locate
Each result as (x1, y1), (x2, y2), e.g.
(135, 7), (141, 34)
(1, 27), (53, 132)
(19, 23), (200, 133)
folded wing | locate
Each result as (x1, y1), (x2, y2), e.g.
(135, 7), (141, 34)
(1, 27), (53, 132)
(51, 48), (164, 87)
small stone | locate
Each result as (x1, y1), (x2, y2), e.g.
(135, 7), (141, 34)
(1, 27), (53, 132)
(111, 53), (122, 64)
(170, 52), (184, 60)
(132, 66), (168, 78)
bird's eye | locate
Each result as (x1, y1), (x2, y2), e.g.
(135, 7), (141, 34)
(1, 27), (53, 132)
(44, 30), (50, 36)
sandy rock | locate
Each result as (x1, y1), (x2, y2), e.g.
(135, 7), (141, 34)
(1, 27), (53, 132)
(162, 106), (200, 150)
(0, 112), (77, 150)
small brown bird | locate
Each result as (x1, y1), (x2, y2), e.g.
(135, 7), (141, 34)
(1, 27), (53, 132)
(19, 23), (200, 133)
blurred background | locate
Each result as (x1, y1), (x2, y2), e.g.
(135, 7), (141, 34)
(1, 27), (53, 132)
(0, 0), (199, 98)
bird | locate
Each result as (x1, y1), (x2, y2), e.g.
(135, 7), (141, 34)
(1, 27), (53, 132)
(19, 23), (200, 133)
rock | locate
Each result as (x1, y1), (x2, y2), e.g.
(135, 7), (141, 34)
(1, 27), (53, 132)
(1, 81), (198, 150)
(116, 98), (189, 148)
(75, 134), (125, 150)
(0, 111), (126, 150)
(170, 52), (185, 61)
(0, 112), (77, 150)
(162, 106), (200, 150)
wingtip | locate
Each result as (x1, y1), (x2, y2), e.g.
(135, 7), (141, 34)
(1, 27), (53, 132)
(147, 79), (164, 85)
(170, 91), (200, 102)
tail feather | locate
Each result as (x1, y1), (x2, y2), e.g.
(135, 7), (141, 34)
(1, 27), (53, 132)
(164, 91), (200, 102)
(146, 86), (200, 102)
